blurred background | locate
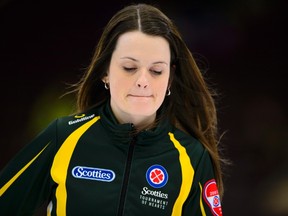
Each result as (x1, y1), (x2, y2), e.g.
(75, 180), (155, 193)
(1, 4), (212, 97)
(0, 0), (287, 215)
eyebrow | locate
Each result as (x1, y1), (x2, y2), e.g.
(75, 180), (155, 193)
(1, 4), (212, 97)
(120, 57), (168, 65)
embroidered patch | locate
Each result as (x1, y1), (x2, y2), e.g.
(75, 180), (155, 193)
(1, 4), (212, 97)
(146, 165), (168, 188)
(203, 179), (222, 216)
(72, 166), (115, 182)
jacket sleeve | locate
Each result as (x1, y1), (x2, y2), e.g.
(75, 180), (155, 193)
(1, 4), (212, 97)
(182, 149), (223, 216)
(0, 119), (58, 215)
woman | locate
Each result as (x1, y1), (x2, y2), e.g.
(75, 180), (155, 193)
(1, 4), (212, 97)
(0, 3), (225, 216)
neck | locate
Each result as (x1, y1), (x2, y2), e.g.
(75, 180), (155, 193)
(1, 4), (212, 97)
(112, 109), (156, 131)
(122, 114), (156, 130)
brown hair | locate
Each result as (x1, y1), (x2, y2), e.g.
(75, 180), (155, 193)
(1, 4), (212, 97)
(71, 3), (225, 197)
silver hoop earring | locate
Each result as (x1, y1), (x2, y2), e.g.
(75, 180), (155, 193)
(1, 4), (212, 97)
(166, 88), (171, 96)
(104, 82), (109, 90)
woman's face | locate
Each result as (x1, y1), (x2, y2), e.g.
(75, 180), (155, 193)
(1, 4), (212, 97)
(104, 31), (170, 126)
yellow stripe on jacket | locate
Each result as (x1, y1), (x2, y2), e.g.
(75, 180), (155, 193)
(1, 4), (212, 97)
(168, 132), (194, 216)
(50, 116), (100, 216)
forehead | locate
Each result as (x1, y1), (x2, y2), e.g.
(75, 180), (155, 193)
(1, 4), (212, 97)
(113, 31), (170, 62)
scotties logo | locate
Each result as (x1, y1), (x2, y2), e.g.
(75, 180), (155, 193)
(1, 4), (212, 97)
(146, 165), (168, 188)
(72, 166), (115, 182)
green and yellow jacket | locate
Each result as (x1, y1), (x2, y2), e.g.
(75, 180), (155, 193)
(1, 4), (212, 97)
(0, 101), (222, 216)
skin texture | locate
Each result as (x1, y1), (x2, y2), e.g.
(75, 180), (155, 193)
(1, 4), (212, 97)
(103, 31), (171, 129)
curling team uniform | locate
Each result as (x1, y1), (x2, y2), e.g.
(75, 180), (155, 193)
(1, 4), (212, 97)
(0, 101), (222, 215)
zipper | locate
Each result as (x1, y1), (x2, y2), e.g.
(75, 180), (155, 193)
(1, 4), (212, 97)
(117, 126), (137, 216)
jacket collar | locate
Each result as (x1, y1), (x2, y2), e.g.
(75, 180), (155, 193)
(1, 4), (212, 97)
(99, 100), (172, 144)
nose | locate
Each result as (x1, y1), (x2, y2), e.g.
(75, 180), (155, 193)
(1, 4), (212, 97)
(137, 83), (147, 88)
(136, 69), (149, 88)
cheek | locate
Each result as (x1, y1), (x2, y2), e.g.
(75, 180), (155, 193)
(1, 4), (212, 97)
(109, 76), (130, 97)
(159, 77), (170, 92)
(155, 81), (169, 100)
(159, 85), (168, 97)
(110, 77), (130, 88)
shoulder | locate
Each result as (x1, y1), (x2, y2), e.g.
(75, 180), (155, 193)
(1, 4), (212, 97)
(169, 127), (213, 171)
(169, 126), (205, 156)
(55, 107), (101, 133)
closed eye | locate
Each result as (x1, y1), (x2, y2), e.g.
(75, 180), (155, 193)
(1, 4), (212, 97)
(123, 67), (137, 72)
(151, 70), (162, 75)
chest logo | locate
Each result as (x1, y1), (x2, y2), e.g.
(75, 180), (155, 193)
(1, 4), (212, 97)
(146, 164), (168, 188)
(72, 166), (115, 182)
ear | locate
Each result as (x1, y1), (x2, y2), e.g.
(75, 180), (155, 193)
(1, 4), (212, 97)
(102, 72), (109, 83)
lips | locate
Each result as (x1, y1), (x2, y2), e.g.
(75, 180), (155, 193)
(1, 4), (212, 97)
(128, 94), (152, 97)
